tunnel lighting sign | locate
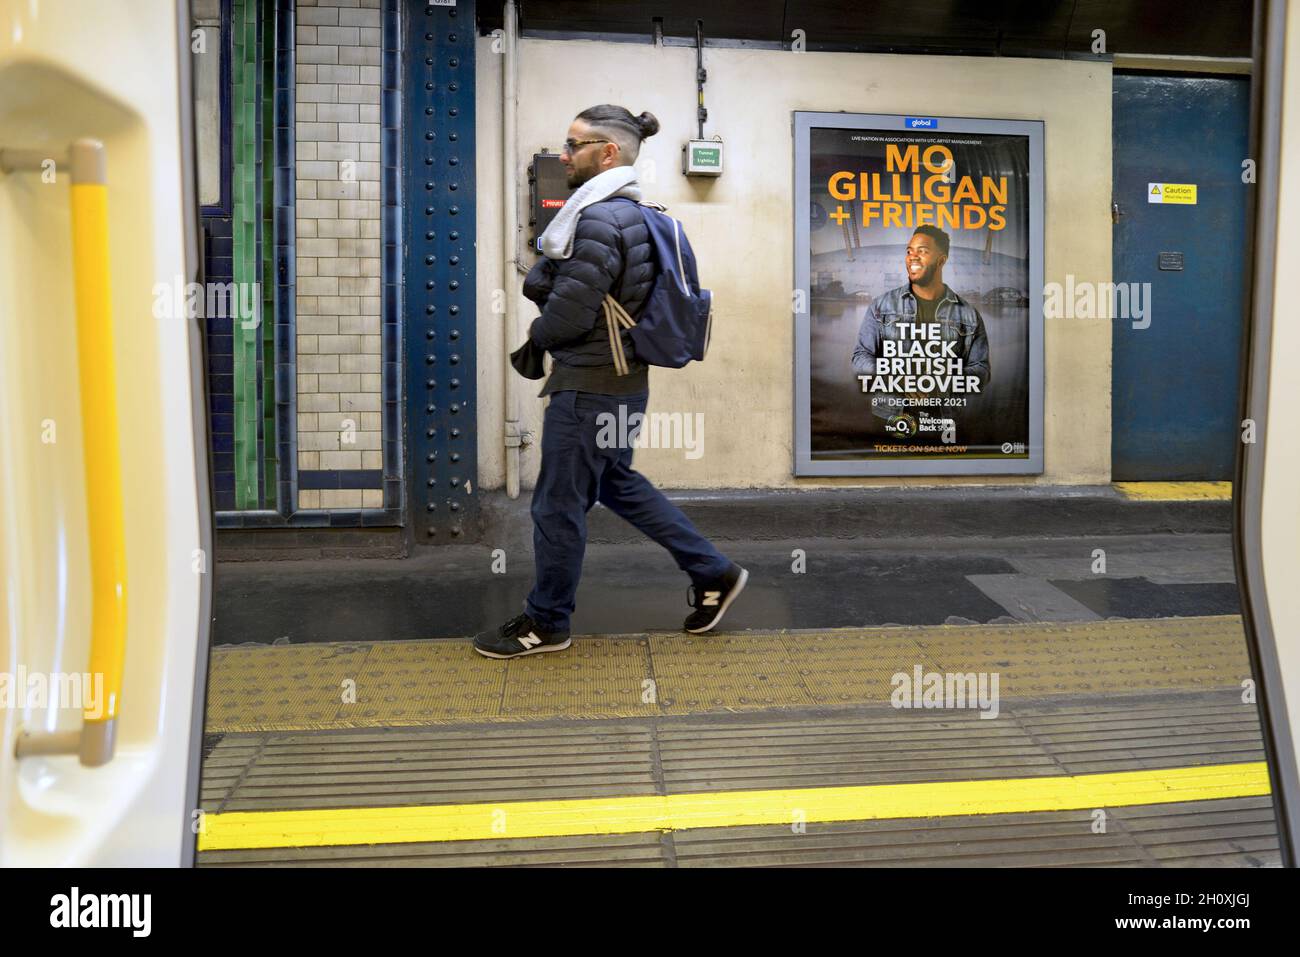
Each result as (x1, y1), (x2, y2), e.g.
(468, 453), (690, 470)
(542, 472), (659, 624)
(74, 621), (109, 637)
(793, 112), (1045, 477)
(1148, 182), (1198, 205)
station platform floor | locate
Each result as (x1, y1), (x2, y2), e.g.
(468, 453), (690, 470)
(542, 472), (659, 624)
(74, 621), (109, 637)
(211, 531), (1240, 646)
(196, 615), (1279, 867)
(199, 487), (1276, 866)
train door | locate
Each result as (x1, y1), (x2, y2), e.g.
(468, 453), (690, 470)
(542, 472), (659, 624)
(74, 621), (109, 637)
(1111, 73), (1250, 480)
(1241, 0), (1300, 866)
(0, 0), (211, 865)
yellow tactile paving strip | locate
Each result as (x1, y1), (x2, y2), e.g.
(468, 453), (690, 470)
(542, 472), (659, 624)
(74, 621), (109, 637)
(204, 615), (1253, 733)
(1113, 481), (1232, 501)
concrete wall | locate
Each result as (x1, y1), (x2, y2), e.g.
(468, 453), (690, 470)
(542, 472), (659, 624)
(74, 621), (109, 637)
(476, 38), (1113, 490)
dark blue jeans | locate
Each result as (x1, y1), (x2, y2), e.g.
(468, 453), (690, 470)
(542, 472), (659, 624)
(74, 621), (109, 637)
(525, 390), (731, 632)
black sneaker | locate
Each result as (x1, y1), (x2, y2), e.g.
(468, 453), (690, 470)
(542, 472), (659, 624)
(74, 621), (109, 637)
(683, 564), (749, 634)
(473, 613), (572, 659)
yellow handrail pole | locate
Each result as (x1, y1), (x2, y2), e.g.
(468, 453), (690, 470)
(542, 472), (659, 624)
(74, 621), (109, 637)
(68, 139), (125, 767)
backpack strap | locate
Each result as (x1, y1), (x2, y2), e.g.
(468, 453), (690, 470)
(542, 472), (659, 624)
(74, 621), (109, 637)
(602, 294), (637, 376)
(600, 200), (649, 370)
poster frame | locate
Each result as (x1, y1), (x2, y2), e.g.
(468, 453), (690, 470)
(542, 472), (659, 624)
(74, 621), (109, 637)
(792, 110), (1045, 477)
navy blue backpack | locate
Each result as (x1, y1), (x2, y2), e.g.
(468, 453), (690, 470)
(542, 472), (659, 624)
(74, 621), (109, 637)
(601, 199), (713, 372)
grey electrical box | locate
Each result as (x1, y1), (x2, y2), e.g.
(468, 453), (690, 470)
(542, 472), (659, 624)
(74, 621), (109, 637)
(683, 139), (723, 177)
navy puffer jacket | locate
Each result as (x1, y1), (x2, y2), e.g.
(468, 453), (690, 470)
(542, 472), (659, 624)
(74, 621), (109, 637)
(525, 198), (656, 371)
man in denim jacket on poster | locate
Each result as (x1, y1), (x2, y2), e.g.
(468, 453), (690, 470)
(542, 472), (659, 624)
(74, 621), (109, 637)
(851, 225), (991, 427)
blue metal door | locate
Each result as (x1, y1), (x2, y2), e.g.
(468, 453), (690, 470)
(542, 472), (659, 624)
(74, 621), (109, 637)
(1111, 74), (1249, 480)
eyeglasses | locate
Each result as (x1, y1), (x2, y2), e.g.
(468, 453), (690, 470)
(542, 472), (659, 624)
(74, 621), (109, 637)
(562, 138), (609, 156)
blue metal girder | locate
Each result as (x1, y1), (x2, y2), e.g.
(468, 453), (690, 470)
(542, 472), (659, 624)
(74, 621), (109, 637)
(404, 0), (478, 540)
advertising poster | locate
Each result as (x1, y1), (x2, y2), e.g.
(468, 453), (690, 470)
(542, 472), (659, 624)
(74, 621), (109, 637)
(793, 112), (1044, 476)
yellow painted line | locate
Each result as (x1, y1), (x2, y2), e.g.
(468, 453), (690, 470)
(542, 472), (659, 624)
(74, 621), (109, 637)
(198, 761), (1270, 851)
(1113, 481), (1232, 501)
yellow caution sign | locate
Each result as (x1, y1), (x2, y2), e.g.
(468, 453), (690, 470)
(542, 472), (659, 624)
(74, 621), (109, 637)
(1148, 182), (1198, 204)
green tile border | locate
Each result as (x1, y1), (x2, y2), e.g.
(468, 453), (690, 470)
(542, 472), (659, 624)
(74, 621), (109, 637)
(232, 0), (260, 509)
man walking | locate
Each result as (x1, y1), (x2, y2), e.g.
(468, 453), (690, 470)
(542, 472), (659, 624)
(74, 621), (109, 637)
(473, 105), (748, 659)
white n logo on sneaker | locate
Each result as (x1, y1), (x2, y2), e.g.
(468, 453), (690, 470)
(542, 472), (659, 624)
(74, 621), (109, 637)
(703, 591), (722, 606)
(518, 632), (543, 649)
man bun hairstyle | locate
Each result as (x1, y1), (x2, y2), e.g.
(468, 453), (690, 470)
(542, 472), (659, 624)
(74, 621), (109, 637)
(635, 111), (660, 139)
(912, 223), (950, 257)
(575, 105), (659, 165)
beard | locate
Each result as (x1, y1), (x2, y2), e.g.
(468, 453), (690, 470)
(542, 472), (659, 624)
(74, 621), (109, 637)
(908, 264), (938, 286)
(566, 165), (594, 188)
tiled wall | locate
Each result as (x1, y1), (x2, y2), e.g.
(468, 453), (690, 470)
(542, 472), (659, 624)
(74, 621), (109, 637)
(200, 0), (235, 512)
(218, 0), (278, 512)
(204, 215), (236, 511)
(294, 0), (384, 510)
